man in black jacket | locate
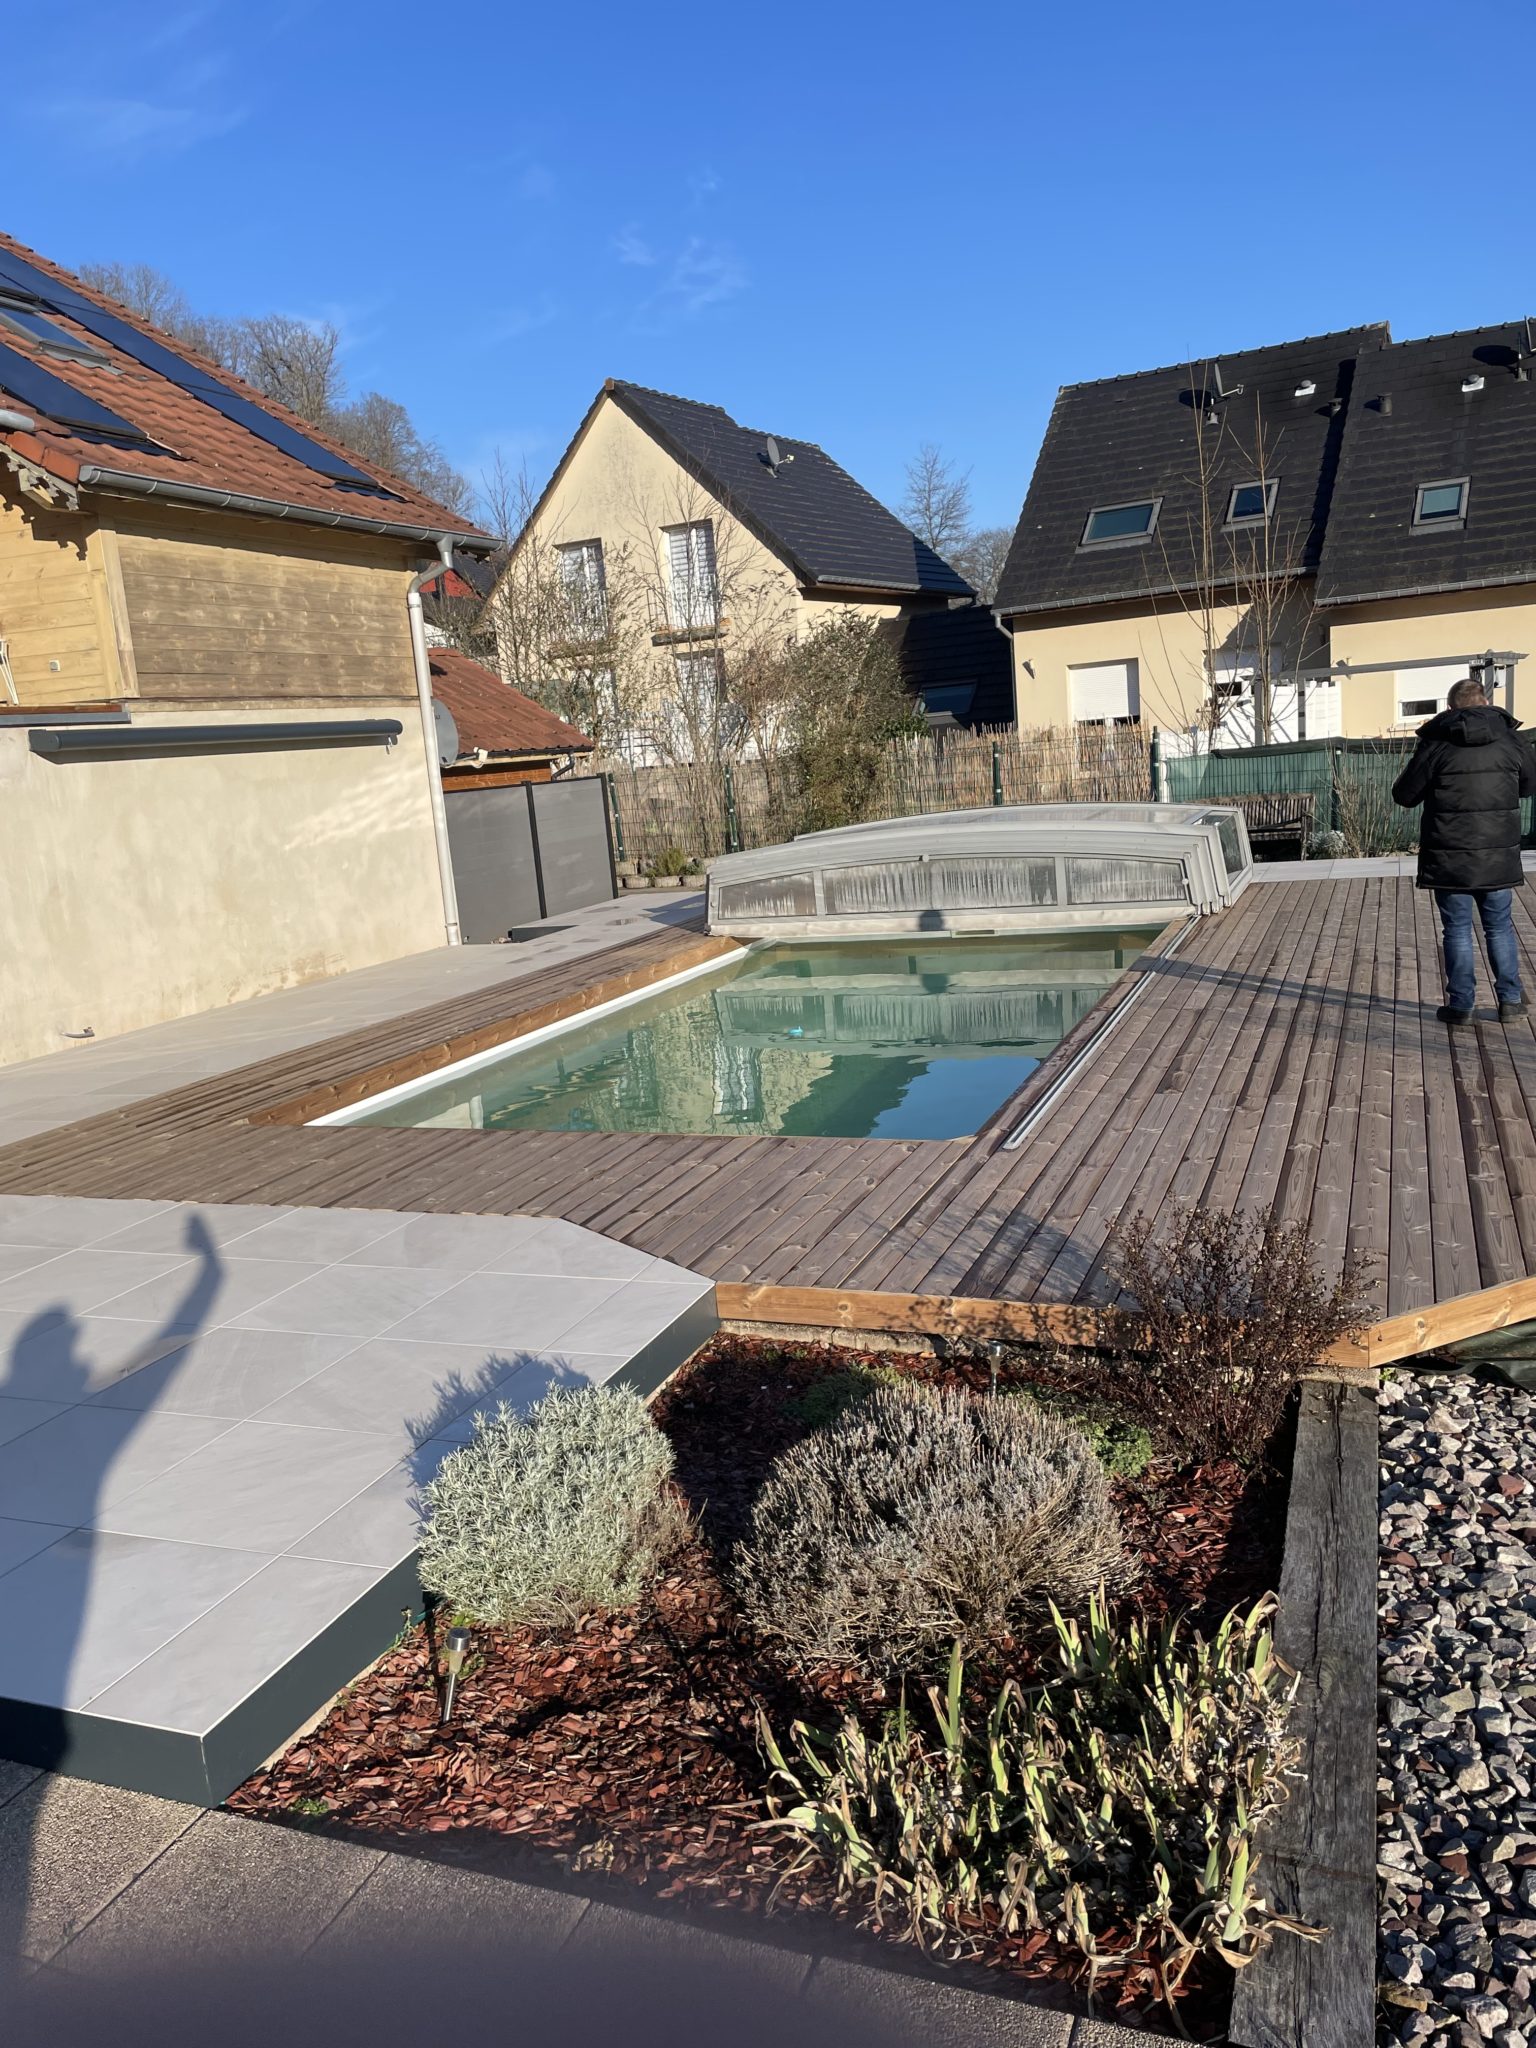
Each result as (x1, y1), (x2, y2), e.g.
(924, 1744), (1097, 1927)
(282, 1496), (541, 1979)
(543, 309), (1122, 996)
(1393, 676), (1536, 1025)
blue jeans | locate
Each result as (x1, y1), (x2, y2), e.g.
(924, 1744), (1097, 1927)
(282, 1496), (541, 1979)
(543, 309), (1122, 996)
(1435, 888), (1524, 1011)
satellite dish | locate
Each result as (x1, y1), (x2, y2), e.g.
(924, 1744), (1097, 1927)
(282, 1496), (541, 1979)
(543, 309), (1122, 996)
(433, 698), (460, 767)
(764, 435), (781, 472)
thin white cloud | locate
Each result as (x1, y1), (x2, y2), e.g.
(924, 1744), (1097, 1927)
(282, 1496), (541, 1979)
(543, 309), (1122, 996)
(42, 54), (244, 163)
(44, 93), (246, 159)
(613, 227), (657, 267)
(634, 237), (746, 326)
(688, 166), (722, 206)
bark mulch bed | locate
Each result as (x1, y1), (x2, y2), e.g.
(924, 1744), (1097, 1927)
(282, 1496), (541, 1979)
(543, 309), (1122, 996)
(228, 1336), (1290, 2032)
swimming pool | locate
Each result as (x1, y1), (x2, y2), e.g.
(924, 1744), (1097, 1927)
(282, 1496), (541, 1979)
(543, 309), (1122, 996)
(334, 931), (1157, 1143)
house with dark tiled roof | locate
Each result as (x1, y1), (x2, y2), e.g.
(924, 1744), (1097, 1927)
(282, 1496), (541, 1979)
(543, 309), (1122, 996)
(483, 379), (1002, 758)
(1315, 322), (1536, 732)
(997, 319), (1536, 740)
(0, 227), (495, 1064)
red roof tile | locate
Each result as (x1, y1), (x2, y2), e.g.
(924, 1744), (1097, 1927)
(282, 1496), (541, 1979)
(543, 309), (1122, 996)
(0, 229), (491, 546)
(428, 646), (593, 759)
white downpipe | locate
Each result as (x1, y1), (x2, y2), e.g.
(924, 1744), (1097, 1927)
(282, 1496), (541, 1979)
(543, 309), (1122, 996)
(407, 542), (462, 947)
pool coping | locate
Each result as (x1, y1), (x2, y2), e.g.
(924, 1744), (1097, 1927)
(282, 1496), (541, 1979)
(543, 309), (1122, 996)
(258, 918), (1190, 1148)
(253, 933), (744, 1128)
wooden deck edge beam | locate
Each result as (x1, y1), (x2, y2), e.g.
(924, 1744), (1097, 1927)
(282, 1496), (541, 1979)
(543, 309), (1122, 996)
(251, 933), (743, 1127)
(1228, 1378), (1378, 2047)
(721, 1273), (1536, 1374)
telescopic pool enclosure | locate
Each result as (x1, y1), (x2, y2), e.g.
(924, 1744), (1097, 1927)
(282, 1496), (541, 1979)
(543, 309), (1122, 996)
(704, 803), (1253, 940)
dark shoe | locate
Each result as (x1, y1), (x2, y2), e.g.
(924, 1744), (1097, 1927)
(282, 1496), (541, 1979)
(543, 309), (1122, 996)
(1500, 999), (1530, 1022)
(1438, 1005), (1474, 1027)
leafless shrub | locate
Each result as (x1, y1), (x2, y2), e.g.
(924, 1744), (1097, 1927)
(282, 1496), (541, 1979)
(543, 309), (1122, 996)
(1089, 1203), (1371, 1465)
(732, 1382), (1128, 1675)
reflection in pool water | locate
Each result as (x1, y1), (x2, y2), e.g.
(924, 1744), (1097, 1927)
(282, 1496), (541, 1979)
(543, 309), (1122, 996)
(348, 932), (1156, 1142)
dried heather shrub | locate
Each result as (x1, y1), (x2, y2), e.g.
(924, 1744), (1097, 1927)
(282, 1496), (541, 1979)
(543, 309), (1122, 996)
(418, 1386), (690, 1632)
(732, 1382), (1127, 1674)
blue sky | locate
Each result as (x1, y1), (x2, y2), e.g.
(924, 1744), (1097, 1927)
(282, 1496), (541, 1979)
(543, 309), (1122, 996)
(12, 1), (1535, 531)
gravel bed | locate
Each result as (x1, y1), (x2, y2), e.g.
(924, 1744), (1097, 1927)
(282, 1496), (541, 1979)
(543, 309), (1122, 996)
(1379, 1375), (1536, 2045)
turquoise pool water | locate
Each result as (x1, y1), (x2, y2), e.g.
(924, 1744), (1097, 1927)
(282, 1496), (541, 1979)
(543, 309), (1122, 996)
(347, 932), (1155, 1142)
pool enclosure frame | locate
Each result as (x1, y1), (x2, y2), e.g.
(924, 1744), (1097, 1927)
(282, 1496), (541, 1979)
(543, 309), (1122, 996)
(704, 803), (1252, 942)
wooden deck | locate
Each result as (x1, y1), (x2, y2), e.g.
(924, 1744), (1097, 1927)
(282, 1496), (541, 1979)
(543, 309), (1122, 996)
(4, 875), (1536, 1355)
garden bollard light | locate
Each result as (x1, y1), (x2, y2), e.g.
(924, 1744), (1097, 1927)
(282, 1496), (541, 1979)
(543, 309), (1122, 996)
(987, 1338), (1004, 1396)
(441, 1625), (472, 1725)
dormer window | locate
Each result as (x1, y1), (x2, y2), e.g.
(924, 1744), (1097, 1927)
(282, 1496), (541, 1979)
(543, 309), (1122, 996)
(1080, 498), (1161, 546)
(1413, 478), (1469, 528)
(1225, 479), (1278, 526)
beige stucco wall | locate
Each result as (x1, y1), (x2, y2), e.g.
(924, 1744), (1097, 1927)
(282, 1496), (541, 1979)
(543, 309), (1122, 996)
(516, 394), (800, 634)
(1007, 599), (1250, 731)
(1323, 584), (1536, 734)
(0, 704), (444, 1066)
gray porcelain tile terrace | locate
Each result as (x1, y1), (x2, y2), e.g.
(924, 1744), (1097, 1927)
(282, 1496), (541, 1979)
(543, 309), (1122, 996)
(0, 1194), (717, 1805)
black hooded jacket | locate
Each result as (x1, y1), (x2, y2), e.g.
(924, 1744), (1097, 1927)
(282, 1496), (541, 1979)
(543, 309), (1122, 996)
(1392, 703), (1536, 891)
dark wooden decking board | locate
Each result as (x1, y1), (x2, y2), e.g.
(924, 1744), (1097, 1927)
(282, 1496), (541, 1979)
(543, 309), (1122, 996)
(948, 883), (1307, 1300)
(3, 876), (1536, 1323)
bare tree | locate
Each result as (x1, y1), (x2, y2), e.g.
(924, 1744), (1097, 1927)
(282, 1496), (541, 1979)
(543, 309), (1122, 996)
(950, 523), (1012, 603)
(1147, 380), (1320, 742)
(76, 259), (472, 513)
(901, 442), (973, 557)
(477, 456), (652, 757)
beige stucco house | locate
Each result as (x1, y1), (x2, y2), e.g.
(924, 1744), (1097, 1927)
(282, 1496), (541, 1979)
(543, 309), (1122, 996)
(996, 320), (1536, 742)
(0, 230), (493, 1066)
(483, 380), (1011, 758)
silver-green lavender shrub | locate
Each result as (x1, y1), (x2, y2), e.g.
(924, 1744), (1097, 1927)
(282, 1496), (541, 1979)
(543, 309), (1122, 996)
(418, 1386), (690, 1632)
(732, 1382), (1128, 1674)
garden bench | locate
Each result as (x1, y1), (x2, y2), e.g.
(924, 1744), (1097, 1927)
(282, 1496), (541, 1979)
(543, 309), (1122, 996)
(1223, 790), (1317, 859)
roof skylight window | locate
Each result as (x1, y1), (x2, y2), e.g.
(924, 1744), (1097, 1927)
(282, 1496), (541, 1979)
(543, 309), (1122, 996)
(1080, 499), (1161, 546)
(1413, 478), (1468, 527)
(1225, 479), (1278, 525)
(0, 295), (106, 363)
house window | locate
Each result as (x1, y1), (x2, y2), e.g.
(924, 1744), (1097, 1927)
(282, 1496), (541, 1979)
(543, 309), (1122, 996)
(1226, 479), (1278, 525)
(1080, 500), (1161, 546)
(1068, 658), (1140, 726)
(1413, 478), (1469, 527)
(556, 539), (607, 636)
(673, 648), (722, 698)
(1399, 698), (1439, 723)
(0, 295), (107, 362)
(664, 520), (719, 628)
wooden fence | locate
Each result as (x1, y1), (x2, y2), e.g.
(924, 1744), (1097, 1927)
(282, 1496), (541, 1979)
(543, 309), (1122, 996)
(593, 726), (1154, 870)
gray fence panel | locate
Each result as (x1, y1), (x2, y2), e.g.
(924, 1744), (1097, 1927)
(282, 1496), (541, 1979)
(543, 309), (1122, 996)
(527, 778), (615, 916)
(444, 785), (543, 941)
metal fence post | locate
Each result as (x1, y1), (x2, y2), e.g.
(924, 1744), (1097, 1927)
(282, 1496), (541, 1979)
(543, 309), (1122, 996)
(1329, 744), (1343, 833)
(1148, 727), (1162, 804)
(604, 772), (627, 866)
(723, 762), (742, 853)
(991, 740), (1004, 807)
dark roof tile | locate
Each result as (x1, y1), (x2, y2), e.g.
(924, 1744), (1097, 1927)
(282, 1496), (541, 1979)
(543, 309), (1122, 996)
(878, 604), (1014, 726)
(1317, 322), (1536, 605)
(610, 382), (972, 596)
(995, 326), (1390, 615)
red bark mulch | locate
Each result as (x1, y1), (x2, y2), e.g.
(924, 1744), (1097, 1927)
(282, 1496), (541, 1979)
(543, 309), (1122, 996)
(227, 1336), (1290, 2032)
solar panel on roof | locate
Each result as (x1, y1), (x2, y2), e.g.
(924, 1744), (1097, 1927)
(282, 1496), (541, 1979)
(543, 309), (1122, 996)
(0, 340), (154, 444)
(0, 245), (380, 489)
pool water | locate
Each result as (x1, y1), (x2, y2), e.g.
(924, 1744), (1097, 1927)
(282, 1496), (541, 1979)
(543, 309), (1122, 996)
(347, 933), (1155, 1142)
